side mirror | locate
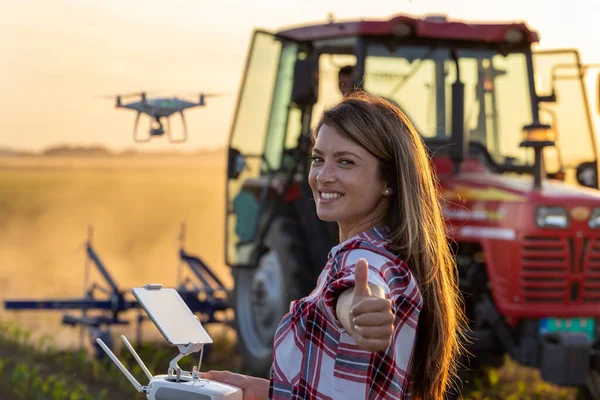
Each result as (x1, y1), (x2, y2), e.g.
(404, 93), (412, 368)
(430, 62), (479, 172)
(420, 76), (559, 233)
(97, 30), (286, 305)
(291, 57), (318, 107)
(227, 147), (245, 180)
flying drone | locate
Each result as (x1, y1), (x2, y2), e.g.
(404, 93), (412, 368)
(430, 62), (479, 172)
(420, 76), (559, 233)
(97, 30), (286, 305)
(110, 92), (220, 143)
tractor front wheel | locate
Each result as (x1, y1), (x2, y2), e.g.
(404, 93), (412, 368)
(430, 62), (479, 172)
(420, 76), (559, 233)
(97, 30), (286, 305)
(578, 370), (600, 400)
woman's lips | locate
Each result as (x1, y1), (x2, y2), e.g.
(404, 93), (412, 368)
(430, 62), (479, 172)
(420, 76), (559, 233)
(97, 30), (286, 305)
(318, 191), (344, 203)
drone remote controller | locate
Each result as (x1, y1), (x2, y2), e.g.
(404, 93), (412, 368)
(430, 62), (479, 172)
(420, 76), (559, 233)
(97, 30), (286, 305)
(96, 284), (242, 400)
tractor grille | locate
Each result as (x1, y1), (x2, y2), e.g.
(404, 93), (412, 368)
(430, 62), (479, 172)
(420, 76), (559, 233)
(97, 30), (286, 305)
(583, 238), (600, 302)
(520, 235), (600, 304)
(521, 236), (568, 303)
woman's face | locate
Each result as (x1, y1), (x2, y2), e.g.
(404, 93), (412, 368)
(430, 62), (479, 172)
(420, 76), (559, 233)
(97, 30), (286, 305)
(309, 124), (390, 238)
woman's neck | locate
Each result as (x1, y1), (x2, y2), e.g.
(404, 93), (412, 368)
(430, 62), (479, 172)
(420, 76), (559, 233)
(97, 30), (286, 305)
(338, 203), (389, 242)
(338, 220), (383, 242)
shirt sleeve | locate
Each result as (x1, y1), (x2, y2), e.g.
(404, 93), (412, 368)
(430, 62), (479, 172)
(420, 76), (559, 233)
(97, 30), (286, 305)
(319, 247), (416, 332)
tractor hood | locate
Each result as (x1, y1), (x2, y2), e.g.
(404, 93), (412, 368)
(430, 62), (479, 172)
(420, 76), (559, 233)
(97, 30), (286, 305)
(441, 172), (600, 205)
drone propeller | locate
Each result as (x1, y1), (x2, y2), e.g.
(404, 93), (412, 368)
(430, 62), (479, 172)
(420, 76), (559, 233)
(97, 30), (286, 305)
(176, 92), (227, 106)
(119, 91), (147, 99)
(96, 92), (147, 107)
(119, 92), (147, 104)
(97, 91), (147, 99)
(202, 92), (225, 98)
(180, 92), (225, 98)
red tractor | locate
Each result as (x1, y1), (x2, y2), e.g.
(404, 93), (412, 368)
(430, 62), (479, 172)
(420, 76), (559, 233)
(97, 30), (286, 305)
(225, 13), (600, 398)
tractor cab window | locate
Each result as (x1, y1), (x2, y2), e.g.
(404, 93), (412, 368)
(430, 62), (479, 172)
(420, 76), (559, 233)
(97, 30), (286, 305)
(309, 53), (357, 128)
(364, 45), (534, 167)
(534, 50), (597, 186)
(226, 32), (299, 265)
(228, 32), (300, 175)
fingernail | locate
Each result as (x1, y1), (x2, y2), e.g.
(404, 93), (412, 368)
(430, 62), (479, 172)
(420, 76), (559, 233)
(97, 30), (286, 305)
(354, 325), (359, 331)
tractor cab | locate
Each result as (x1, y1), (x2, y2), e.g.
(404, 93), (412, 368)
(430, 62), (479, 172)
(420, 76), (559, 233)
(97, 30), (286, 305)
(227, 14), (600, 247)
(227, 13), (599, 274)
(226, 14), (600, 394)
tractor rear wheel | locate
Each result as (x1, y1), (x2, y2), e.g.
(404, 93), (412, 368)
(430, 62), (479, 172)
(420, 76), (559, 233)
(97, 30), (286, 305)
(232, 217), (313, 378)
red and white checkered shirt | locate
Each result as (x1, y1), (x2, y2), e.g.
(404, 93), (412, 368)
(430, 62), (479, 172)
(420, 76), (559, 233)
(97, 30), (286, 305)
(269, 226), (423, 400)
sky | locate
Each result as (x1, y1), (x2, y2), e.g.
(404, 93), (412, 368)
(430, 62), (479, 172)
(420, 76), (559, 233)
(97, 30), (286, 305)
(1, 0), (599, 152)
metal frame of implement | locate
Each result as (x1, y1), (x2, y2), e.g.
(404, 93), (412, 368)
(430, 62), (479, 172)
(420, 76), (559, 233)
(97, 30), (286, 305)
(3, 224), (231, 351)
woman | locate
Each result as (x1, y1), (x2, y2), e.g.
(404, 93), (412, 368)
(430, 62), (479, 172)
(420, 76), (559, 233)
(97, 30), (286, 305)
(203, 92), (465, 399)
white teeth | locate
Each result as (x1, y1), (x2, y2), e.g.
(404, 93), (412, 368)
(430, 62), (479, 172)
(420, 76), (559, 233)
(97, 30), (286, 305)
(320, 192), (342, 200)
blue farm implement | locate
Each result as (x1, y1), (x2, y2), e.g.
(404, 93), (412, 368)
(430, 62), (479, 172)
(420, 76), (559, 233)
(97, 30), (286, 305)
(3, 224), (232, 355)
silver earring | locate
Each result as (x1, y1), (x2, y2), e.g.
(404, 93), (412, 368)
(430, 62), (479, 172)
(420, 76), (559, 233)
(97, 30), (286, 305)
(384, 188), (392, 195)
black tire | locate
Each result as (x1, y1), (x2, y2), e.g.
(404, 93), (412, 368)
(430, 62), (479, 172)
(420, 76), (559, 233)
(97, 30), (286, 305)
(577, 370), (600, 400)
(459, 262), (506, 373)
(462, 351), (505, 371)
(232, 217), (314, 378)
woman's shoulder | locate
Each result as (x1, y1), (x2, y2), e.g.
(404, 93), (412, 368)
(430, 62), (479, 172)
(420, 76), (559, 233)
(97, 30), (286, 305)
(330, 226), (404, 268)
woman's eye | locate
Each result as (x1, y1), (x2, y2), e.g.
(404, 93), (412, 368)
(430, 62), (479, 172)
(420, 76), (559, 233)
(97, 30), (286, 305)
(310, 156), (323, 163)
(339, 159), (354, 166)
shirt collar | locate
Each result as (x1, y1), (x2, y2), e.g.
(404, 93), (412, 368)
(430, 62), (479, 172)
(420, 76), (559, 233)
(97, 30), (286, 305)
(328, 225), (392, 259)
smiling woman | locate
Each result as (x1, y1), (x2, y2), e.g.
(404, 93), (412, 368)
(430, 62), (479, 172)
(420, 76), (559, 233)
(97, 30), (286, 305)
(203, 92), (466, 400)
(303, 93), (466, 399)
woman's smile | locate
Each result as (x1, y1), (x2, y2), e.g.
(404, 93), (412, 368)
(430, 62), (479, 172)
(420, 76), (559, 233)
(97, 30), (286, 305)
(318, 191), (344, 203)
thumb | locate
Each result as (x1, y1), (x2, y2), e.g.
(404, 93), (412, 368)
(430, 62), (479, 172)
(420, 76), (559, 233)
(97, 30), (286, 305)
(353, 258), (371, 298)
(201, 370), (233, 383)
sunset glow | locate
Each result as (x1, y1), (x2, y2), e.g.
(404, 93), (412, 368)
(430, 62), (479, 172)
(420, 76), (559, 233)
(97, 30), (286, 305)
(1, 0), (598, 152)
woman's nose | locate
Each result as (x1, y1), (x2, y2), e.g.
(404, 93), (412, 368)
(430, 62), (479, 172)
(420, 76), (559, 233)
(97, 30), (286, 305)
(316, 163), (336, 183)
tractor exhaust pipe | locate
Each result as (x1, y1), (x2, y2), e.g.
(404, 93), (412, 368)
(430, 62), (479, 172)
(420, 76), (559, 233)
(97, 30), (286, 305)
(450, 50), (466, 174)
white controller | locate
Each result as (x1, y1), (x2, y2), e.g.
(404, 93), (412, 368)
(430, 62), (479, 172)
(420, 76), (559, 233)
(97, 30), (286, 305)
(96, 284), (242, 400)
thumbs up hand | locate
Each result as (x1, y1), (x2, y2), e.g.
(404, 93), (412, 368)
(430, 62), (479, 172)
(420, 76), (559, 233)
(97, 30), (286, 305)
(348, 258), (395, 352)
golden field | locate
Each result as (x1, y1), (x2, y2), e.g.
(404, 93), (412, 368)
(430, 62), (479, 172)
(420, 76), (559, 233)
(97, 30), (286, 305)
(0, 153), (231, 346)
(0, 153), (580, 399)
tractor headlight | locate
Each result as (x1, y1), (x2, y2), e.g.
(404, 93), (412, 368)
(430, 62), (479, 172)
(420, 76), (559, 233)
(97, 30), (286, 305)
(522, 123), (556, 143)
(589, 208), (600, 228)
(536, 206), (569, 229)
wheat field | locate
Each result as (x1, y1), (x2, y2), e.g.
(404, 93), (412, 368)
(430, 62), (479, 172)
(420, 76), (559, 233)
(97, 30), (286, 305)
(0, 153), (231, 346)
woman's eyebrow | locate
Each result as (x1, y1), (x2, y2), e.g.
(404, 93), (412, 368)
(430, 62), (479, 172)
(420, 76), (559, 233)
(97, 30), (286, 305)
(311, 148), (363, 160)
(334, 151), (363, 160)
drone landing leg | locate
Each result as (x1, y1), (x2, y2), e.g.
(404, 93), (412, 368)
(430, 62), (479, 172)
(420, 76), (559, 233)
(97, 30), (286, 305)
(133, 112), (151, 143)
(168, 111), (187, 143)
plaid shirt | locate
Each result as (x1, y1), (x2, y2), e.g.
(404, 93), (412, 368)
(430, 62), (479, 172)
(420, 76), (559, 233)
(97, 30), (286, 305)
(269, 226), (423, 400)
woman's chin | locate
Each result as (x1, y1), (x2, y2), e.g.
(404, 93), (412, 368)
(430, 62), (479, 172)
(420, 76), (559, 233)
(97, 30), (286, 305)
(316, 210), (339, 222)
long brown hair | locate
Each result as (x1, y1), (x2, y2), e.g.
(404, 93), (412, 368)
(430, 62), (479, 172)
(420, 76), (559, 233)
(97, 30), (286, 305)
(314, 92), (466, 399)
